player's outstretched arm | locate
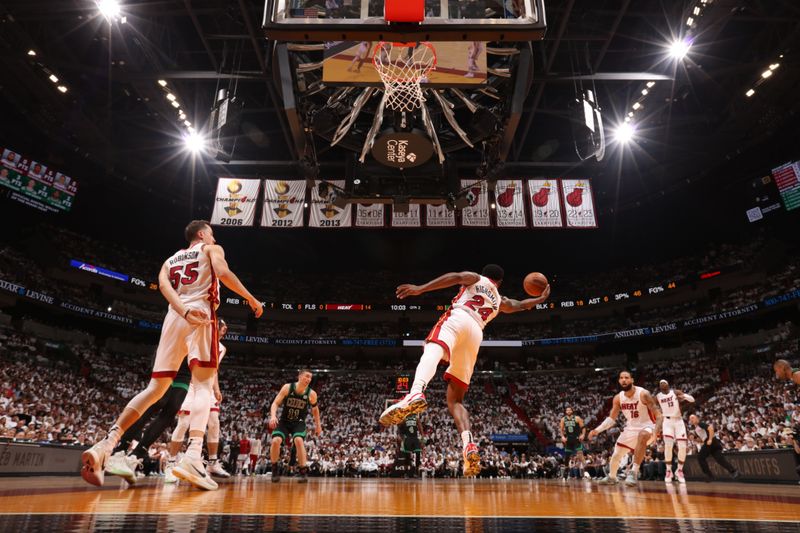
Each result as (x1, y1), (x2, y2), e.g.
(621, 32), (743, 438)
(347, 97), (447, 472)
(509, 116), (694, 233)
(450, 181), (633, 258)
(310, 390), (322, 436)
(675, 389), (695, 403)
(158, 262), (209, 325)
(396, 271), (480, 299)
(589, 395), (620, 440)
(268, 384), (289, 430)
(206, 244), (263, 317)
(499, 285), (551, 313)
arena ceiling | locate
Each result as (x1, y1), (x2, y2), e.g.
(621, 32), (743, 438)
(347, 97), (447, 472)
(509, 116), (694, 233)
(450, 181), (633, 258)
(0, 0), (798, 270)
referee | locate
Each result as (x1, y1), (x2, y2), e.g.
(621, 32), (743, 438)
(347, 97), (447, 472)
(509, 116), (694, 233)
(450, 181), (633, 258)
(688, 414), (740, 482)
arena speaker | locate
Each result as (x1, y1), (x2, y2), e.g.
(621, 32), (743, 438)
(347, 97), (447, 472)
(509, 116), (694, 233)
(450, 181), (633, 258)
(210, 88), (244, 163)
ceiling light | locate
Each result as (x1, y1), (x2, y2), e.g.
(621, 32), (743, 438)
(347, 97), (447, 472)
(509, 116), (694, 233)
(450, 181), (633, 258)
(669, 39), (691, 60)
(27, 50), (36, 56)
(171, 101), (180, 108)
(120, 16), (127, 24)
(627, 111), (634, 117)
(97, 0), (121, 19)
(166, 93), (176, 101)
(490, 203), (496, 210)
(48, 74), (59, 83)
(641, 89), (649, 96)
(745, 89), (755, 98)
(624, 116), (631, 123)
(184, 120), (191, 127)
(646, 81), (655, 88)
(686, 16), (694, 27)
(761, 70), (772, 79)
(157, 79), (167, 87)
(632, 102), (641, 110)
(769, 63), (779, 71)
(57, 85), (68, 93)
(614, 122), (635, 144)
(184, 131), (205, 154)
(693, 6), (701, 15)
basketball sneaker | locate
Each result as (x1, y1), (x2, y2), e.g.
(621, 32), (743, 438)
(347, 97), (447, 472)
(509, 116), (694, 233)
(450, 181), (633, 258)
(625, 470), (638, 486)
(105, 451), (137, 484)
(164, 462), (178, 484)
(208, 460), (231, 478)
(664, 469), (674, 483)
(462, 442), (481, 477)
(173, 456), (219, 491)
(81, 440), (113, 486)
(676, 470), (686, 484)
(596, 476), (618, 485)
(379, 392), (427, 426)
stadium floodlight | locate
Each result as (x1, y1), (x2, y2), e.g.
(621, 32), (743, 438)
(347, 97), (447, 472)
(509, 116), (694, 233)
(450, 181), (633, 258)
(157, 79), (167, 87)
(614, 122), (635, 144)
(669, 39), (691, 60)
(184, 131), (205, 154)
(166, 93), (176, 101)
(57, 85), (68, 93)
(27, 50), (37, 56)
(97, 0), (121, 20)
(745, 89), (755, 98)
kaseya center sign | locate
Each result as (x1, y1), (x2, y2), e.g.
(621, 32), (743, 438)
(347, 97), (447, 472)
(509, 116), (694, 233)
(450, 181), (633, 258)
(371, 129), (434, 168)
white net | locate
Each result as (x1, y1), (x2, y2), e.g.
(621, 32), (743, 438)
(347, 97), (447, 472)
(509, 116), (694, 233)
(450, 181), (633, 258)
(372, 42), (437, 113)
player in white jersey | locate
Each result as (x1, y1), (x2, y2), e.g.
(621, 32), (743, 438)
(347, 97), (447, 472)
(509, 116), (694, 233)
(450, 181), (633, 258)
(589, 371), (663, 486)
(165, 319), (231, 482)
(379, 265), (551, 477)
(81, 220), (263, 490)
(656, 380), (695, 483)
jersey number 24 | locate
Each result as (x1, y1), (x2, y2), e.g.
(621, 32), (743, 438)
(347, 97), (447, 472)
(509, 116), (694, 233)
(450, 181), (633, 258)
(464, 295), (493, 321)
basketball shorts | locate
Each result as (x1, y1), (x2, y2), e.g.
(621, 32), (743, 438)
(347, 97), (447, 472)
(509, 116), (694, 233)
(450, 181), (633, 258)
(177, 382), (221, 415)
(402, 435), (422, 453)
(662, 417), (688, 441)
(272, 420), (307, 442)
(152, 306), (219, 378)
(565, 440), (583, 454)
(616, 424), (655, 452)
(425, 308), (483, 389)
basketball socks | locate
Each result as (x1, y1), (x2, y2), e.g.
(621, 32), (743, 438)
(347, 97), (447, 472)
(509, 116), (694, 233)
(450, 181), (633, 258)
(186, 437), (203, 460)
(461, 431), (473, 448)
(106, 425), (124, 448)
(209, 454), (218, 463)
(410, 343), (445, 395)
(631, 463), (640, 475)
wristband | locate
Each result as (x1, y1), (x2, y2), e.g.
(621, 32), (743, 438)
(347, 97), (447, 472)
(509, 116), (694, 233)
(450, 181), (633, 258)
(184, 309), (190, 319)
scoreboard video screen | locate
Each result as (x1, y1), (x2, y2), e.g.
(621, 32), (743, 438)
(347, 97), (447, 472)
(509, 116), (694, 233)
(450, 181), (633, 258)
(1, 147), (78, 213)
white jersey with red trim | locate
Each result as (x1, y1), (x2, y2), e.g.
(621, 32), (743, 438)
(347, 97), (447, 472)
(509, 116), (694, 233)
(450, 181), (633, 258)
(618, 386), (655, 429)
(450, 275), (501, 329)
(164, 241), (219, 310)
(656, 390), (682, 417)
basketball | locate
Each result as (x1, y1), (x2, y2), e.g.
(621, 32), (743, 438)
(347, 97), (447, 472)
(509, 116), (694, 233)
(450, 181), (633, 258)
(523, 272), (548, 297)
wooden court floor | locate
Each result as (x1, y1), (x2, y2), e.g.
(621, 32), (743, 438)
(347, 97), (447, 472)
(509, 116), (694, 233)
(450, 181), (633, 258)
(0, 476), (798, 531)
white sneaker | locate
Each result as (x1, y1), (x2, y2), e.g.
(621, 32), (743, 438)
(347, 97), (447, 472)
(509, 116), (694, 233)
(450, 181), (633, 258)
(208, 460), (231, 478)
(164, 463), (178, 484)
(676, 470), (686, 484)
(664, 470), (674, 483)
(173, 456), (219, 491)
(379, 392), (427, 426)
(596, 475), (618, 485)
(81, 440), (113, 486)
(106, 451), (137, 484)
(126, 455), (143, 479)
(625, 471), (638, 487)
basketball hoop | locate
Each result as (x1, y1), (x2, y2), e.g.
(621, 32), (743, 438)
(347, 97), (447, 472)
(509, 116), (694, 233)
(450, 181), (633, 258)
(373, 42), (437, 113)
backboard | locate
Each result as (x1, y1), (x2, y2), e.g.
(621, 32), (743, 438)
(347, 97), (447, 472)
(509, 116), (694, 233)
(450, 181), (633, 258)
(263, 0), (546, 42)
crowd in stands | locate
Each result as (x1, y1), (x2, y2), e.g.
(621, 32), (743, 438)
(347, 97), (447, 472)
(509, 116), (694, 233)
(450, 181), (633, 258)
(1, 315), (798, 480)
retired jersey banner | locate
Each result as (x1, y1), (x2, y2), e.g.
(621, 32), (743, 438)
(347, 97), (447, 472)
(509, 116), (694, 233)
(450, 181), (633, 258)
(460, 180), (491, 227)
(210, 178), (260, 227)
(390, 204), (421, 227)
(425, 204), (456, 227)
(561, 179), (598, 228)
(262, 180), (305, 228)
(309, 180), (351, 228)
(528, 179), (563, 228)
(354, 203), (385, 227)
(494, 179), (527, 228)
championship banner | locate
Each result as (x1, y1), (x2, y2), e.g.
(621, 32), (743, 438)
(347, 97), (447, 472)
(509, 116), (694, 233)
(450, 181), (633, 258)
(494, 179), (527, 228)
(425, 204), (456, 227)
(261, 179), (305, 228)
(354, 203), (385, 227)
(210, 178), (260, 227)
(390, 204), (421, 227)
(528, 179), (563, 228)
(560, 179), (598, 228)
(309, 180), (351, 228)
(460, 180), (491, 227)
